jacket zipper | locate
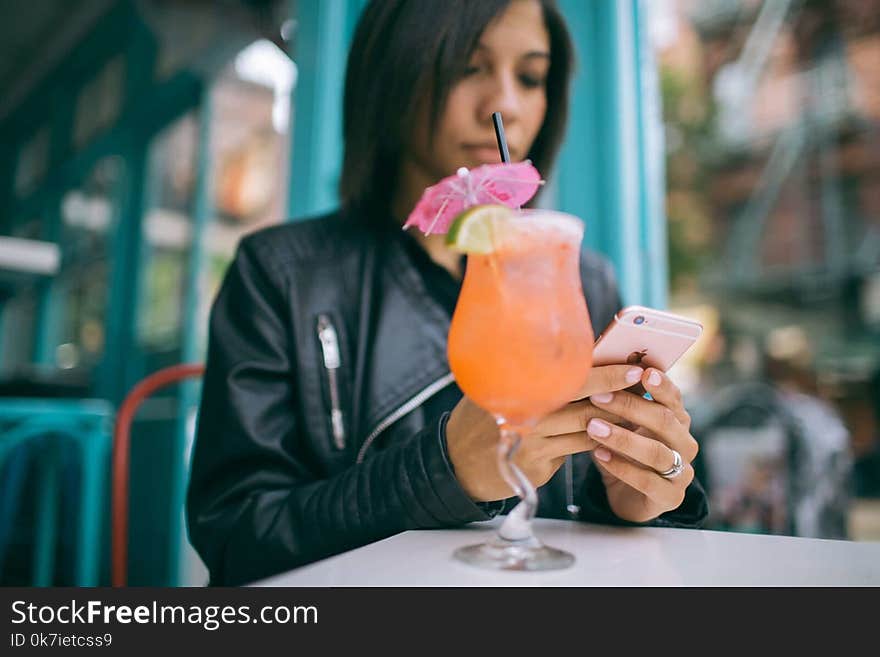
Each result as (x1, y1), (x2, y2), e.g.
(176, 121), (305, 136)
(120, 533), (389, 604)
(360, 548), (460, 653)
(356, 373), (456, 464)
(317, 314), (346, 450)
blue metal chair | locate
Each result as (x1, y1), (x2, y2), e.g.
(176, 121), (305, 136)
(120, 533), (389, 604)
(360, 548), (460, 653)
(0, 398), (113, 585)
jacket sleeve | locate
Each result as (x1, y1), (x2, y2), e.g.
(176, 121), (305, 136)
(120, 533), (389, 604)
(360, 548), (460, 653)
(185, 237), (492, 585)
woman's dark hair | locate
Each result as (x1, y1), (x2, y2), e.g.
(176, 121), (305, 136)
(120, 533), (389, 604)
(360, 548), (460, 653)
(339, 0), (574, 220)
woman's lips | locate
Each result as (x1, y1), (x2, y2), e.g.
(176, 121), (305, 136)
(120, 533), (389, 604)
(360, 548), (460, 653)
(461, 144), (508, 163)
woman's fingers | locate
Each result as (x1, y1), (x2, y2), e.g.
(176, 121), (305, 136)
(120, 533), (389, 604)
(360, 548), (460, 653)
(531, 400), (622, 439)
(588, 390), (697, 461)
(542, 431), (599, 458)
(640, 368), (691, 428)
(569, 365), (645, 402)
(592, 444), (694, 506)
(587, 418), (681, 474)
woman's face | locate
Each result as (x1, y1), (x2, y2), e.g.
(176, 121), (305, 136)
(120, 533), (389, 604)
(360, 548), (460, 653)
(405, 0), (551, 182)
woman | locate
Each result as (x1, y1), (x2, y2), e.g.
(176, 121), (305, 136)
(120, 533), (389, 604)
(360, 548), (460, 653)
(186, 0), (708, 586)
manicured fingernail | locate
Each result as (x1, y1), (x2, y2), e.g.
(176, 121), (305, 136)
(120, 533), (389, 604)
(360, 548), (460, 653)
(594, 447), (612, 462)
(591, 392), (613, 404)
(648, 371), (662, 386)
(626, 367), (643, 384)
(587, 419), (611, 437)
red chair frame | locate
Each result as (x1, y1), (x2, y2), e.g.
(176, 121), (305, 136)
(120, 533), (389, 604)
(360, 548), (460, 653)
(111, 363), (205, 587)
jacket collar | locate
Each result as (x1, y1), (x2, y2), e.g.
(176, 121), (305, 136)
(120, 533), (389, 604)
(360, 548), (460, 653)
(354, 225), (454, 440)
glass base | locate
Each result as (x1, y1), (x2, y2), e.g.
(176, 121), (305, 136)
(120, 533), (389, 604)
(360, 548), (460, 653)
(453, 537), (575, 572)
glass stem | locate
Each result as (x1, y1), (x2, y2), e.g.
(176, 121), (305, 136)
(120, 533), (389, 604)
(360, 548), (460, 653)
(496, 426), (538, 542)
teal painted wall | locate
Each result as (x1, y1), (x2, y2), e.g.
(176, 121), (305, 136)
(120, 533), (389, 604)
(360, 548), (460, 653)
(556, 0), (668, 309)
(287, 0), (367, 220)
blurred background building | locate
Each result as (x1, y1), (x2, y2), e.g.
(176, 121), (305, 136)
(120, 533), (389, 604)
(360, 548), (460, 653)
(0, 0), (877, 586)
(649, 0), (880, 538)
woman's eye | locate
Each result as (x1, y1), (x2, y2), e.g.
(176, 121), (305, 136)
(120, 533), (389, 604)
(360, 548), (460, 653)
(519, 75), (545, 89)
(463, 65), (483, 77)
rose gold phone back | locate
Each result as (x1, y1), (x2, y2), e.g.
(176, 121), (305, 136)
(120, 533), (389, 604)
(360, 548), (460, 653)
(592, 306), (703, 372)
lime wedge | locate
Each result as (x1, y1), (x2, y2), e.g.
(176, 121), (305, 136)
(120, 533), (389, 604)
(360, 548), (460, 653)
(445, 204), (513, 254)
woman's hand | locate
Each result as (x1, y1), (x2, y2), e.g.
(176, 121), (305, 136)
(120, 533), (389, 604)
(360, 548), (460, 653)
(446, 365), (642, 502)
(585, 368), (698, 523)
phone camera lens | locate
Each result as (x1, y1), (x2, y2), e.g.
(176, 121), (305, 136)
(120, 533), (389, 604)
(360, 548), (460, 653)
(634, 315), (645, 325)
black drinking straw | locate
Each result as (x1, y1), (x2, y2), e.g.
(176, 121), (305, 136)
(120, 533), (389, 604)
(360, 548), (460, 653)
(492, 111), (511, 163)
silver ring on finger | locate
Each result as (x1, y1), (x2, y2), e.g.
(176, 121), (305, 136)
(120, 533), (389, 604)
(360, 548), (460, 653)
(657, 448), (684, 479)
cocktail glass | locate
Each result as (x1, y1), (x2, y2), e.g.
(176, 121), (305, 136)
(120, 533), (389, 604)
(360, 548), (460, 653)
(447, 208), (594, 571)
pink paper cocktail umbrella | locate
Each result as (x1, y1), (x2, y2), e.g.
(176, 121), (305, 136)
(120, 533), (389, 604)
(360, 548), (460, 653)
(403, 160), (543, 236)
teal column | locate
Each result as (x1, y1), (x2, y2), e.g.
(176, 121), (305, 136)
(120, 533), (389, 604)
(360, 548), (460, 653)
(31, 222), (65, 367)
(286, 0), (365, 220)
(0, 139), (12, 233)
(633, 0), (669, 309)
(32, 69), (74, 368)
(556, 0), (668, 309)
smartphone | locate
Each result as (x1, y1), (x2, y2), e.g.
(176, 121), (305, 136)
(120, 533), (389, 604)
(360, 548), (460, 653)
(592, 305), (703, 373)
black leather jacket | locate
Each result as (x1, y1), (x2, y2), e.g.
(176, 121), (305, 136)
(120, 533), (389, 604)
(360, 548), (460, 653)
(186, 208), (708, 585)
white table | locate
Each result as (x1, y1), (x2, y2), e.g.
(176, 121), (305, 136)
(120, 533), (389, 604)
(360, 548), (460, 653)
(254, 517), (880, 586)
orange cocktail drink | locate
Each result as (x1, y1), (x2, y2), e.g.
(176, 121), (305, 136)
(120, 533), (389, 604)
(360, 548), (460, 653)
(446, 207), (594, 571)
(448, 209), (593, 429)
